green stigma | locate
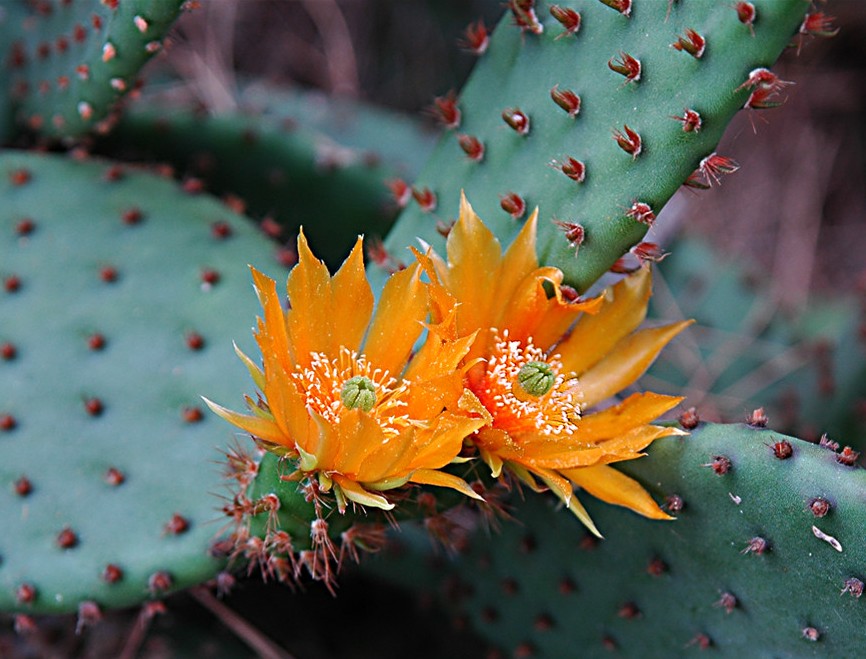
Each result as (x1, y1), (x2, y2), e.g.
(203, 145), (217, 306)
(516, 361), (556, 397)
(341, 376), (377, 412)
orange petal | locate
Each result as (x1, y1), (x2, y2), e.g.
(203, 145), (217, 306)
(250, 267), (294, 369)
(363, 263), (426, 377)
(332, 474), (395, 510)
(330, 236), (374, 354)
(578, 320), (694, 408)
(499, 267), (580, 347)
(409, 412), (486, 470)
(557, 265), (653, 376)
(446, 193), (501, 337)
(328, 410), (385, 477)
(514, 424), (679, 470)
(492, 208), (540, 326)
(409, 469), (484, 501)
(202, 397), (289, 446)
(357, 428), (417, 483)
(561, 464), (672, 520)
(571, 392), (684, 443)
(285, 231), (335, 365)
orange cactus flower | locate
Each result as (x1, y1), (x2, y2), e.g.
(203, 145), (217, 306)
(419, 194), (693, 536)
(204, 231), (486, 512)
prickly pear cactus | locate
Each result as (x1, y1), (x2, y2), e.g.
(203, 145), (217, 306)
(380, 0), (813, 292)
(3, 0), (185, 140)
(373, 422), (866, 657)
(0, 151), (290, 614)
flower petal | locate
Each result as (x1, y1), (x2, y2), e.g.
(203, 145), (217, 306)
(409, 468), (484, 501)
(250, 267), (294, 370)
(332, 474), (395, 511)
(330, 236), (374, 354)
(557, 265), (653, 376)
(562, 464), (672, 520)
(363, 263), (426, 377)
(233, 341), (265, 392)
(572, 392), (684, 443)
(201, 397), (288, 446)
(285, 231), (336, 365)
(446, 193), (502, 340)
(534, 467), (603, 538)
(578, 320), (694, 408)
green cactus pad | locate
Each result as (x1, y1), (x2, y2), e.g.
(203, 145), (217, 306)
(0, 151), (288, 614)
(94, 87), (436, 266)
(3, 0), (184, 140)
(376, 423), (866, 657)
(380, 0), (811, 292)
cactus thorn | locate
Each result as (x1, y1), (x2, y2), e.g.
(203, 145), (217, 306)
(746, 407), (768, 427)
(13, 476), (33, 496)
(412, 186), (437, 213)
(678, 407), (700, 429)
(148, 571), (174, 595)
(608, 52), (641, 83)
(617, 601), (641, 619)
(550, 86), (581, 117)
(705, 455), (731, 475)
(612, 125), (642, 158)
(841, 577), (864, 598)
(697, 153), (740, 186)
(672, 108), (702, 132)
(646, 557), (668, 576)
(509, 0), (544, 35)
(802, 627), (821, 642)
(104, 467), (125, 486)
(502, 107), (530, 135)
(430, 91), (461, 129)
(665, 494), (684, 512)
(15, 583), (37, 605)
(770, 439), (793, 459)
(799, 12), (839, 39)
(687, 633), (713, 650)
(672, 29), (706, 59)
(500, 192), (527, 219)
(0, 413), (17, 431)
(809, 497), (831, 517)
(596, 0), (631, 17)
(626, 202), (655, 226)
(741, 536), (769, 555)
(553, 220), (585, 248)
(164, 513), (190, 535)
(836, 446), (860, 466)
(87, 332), (106, 351)
(102, 564), (124, 583)
(1, 342), (17, 360)
(76, 601), (102, 634)
(57, 526), (79, 549)
(459, 20), (489, 55)
(715, 591), (738, 613)
(735, 2), (757, 36)
(457, 134), (485, 162)
(549, 6), (581, 38)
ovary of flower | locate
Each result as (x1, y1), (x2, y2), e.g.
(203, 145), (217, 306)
(474, 331), (581, 436)
(292, 347), (412, 438)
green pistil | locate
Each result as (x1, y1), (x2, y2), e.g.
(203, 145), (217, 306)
(341, 376), (377, 412)
(516, 361), (555, 397)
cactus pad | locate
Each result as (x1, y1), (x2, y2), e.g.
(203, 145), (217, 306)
(378, 422), (866, 656)
(0, 151), (288, 614)
(4, 0), (184, 140)
(380, 0), (812, 292)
